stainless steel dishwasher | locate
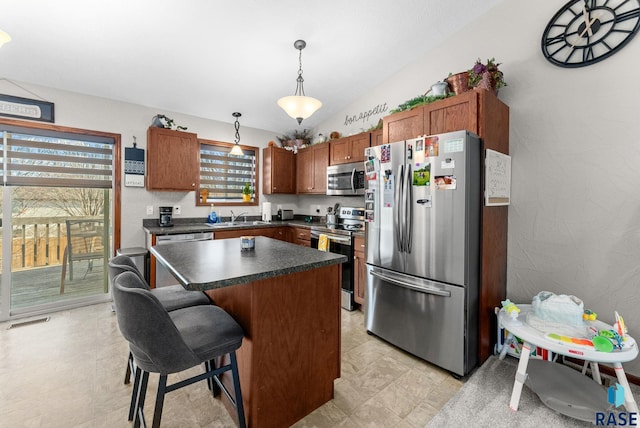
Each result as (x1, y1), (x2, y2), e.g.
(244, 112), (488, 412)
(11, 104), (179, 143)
(154, 232), (213, 287)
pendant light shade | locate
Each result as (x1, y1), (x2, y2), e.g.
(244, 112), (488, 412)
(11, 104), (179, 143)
(230, 112), (244, 156)
(277, 40), (322, 124)
(0, 30), (11, 47)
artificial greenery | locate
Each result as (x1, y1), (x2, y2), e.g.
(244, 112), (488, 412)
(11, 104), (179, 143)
(389, 93), (454, 114)
(242, 182), (252, 195)
(152, 114), (187, 131)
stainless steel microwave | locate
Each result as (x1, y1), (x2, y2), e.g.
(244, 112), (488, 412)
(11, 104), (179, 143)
(326, 162), (366, 196)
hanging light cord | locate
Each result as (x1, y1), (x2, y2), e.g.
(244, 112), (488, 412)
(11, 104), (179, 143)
(295, 47), (306, 96)
(234, 117), (241, 144)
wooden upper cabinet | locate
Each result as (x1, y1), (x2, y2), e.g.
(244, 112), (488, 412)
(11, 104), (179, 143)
(370, 128), (383, 147)
(382, 89), (505, 145)
(424, 91), (479, 136)
(349, 133), (371, 163)
(382, 108), (424, 144)
(263, 146), (295, 194)
(146, 127), (199, 191)
(329, 132), (371, 165)
(296, 143), (328, 194)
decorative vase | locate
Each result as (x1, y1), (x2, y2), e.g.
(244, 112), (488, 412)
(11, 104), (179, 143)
(447, 72), (470, 95)
(242, 194), (251, 202)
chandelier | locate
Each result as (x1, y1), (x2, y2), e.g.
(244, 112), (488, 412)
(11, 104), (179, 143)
(277, 40), (322, 125)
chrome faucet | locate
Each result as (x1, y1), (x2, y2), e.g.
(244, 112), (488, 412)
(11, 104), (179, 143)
(230, 210), (248, 223)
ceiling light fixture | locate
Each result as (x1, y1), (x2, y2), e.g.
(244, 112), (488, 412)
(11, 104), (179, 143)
(0, 30), (11, 47)
(277, 39), (322, 125)
(230, 112), (244, 156)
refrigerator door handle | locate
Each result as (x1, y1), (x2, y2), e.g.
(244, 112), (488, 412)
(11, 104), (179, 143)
(394, 163), (404, 251)
(370, 269), (451, 297)
(404, 163), (413, 253)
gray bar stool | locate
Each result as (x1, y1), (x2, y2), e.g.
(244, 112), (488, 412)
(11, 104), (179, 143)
(108, 255), (211, 421)
(112, 271), (246, 428)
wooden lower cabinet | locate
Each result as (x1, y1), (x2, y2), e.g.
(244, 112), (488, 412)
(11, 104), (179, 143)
(353, 236), (366, 306)
(205, 264), (341, 428)
(291, 227), (311, 247)
(214, 227), (288, 241)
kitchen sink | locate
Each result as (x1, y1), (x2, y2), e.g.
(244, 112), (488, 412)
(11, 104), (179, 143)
(202, 221), (270, 228)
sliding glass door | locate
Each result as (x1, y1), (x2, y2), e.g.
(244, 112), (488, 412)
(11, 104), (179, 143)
(0, 121), (120, 320)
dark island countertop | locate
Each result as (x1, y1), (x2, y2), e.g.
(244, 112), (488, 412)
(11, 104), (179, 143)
(150, 236), (347, 291)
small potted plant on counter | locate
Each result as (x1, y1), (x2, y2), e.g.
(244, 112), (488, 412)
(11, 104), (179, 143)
(241, 183), (253, 202)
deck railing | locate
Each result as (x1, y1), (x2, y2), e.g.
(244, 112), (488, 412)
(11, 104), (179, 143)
(2, 216), (107, 271)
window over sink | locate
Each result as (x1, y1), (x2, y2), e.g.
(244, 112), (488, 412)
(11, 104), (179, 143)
(198, 138), (259, 206)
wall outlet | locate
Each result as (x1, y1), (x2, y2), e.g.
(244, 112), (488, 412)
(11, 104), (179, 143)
(173, 205), (181, 215)
(146, 205), (153, 215)
(312, 204), (321, 214)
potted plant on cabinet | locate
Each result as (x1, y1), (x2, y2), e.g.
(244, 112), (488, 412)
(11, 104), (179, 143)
(242, 183), (252, 202)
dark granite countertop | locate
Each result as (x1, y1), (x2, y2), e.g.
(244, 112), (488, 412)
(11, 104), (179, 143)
(150, 236), (347, 291)
(143, 217), (321, 236)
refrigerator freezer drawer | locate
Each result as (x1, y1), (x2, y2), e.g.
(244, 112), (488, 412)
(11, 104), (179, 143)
(365, 265), (476, 376)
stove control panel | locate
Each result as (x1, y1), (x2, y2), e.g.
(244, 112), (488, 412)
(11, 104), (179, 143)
(339, 207), (365, 219)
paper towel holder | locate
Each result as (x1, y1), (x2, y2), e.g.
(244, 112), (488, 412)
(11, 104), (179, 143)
(262, 202), (272, 223)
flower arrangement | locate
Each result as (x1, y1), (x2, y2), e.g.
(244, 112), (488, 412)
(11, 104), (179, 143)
(276, 128), (313, 148)
(467, 58), (507, 90)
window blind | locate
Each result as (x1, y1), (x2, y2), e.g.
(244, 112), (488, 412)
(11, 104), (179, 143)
(199, 140), (256, 201)
(1, 129), (113, 188)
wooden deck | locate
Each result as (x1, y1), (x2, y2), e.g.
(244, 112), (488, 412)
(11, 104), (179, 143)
(8, 260), (107, 310)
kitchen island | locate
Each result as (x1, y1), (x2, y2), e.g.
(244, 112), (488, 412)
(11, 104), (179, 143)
(150, 237), (346, 428)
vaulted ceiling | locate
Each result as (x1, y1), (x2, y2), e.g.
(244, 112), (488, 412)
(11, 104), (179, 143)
(1, 0), (504, 132)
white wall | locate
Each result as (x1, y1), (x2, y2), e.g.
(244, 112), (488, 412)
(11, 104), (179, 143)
(316, 0), (640, 375)
(0, 80), (287, 248)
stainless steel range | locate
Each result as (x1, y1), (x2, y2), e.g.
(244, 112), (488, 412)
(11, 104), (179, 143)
(310, 207), (365, 311)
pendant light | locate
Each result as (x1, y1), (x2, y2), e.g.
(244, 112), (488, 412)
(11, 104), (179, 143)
(277, 39), (322, 125)
(0, 30), (11, 48)
(230, 112), (244, 156)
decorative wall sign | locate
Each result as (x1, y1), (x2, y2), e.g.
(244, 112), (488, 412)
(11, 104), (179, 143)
(0, 94), (55, 122)
(124, 140), (145, 187)
(344, 102), (388, 126)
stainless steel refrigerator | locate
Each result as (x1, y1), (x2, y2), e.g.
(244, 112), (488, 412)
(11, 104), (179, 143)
(364, 130), (481, 377)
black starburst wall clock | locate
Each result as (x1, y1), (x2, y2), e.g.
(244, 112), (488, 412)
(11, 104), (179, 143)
(541, 0), (640, 67)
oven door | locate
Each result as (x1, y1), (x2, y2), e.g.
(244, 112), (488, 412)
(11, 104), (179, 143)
(327, 163), (366, 196)
(310, 231), (355, 310)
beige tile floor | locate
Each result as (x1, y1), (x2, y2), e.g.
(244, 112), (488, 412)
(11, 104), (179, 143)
(0, 302), (461, 428)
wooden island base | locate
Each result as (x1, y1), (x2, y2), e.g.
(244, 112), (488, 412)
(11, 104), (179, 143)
(206, 264), (342, 428)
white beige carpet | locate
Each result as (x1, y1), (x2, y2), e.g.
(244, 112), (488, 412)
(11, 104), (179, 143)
(426, 355), (639, 427)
